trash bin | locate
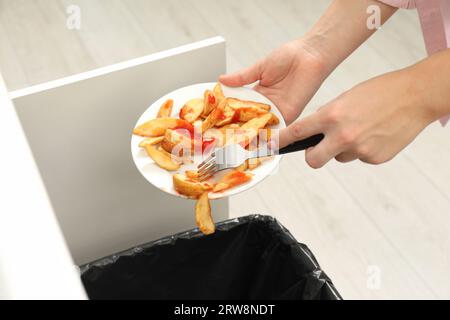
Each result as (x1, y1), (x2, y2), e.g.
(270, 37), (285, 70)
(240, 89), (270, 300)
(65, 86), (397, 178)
(80, 215), (341, 300)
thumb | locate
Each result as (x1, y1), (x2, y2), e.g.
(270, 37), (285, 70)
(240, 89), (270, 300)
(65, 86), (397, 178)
(219, 60), (263, 87)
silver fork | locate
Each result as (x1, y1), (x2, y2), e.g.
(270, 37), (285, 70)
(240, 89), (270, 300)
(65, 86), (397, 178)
(197, 133), (324, 181)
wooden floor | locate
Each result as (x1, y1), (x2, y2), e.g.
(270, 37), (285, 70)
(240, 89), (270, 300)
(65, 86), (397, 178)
(1, 0), (449, 299)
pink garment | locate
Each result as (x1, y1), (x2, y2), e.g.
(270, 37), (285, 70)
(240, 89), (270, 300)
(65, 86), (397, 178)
(378, 0), (450, 124)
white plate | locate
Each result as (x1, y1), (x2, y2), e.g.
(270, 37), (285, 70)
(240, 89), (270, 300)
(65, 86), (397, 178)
(131, 82), (286, 199)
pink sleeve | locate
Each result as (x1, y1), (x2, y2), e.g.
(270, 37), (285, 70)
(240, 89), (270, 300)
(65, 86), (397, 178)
(377, 0), (417, 9)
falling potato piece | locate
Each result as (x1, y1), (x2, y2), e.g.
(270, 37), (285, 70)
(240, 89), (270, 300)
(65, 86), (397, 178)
(213, 170), (253, 193)
(202, 90), (218, 117)
(195, 192), (215, 235)
(173, 174), (213, 198)
(138, 136), (164, 148)
(133, 118), (193, 137)
(179, 98), (204, 123)
(157, 99), (173, 118)
(144, 145), (181, 171)
(213, 83), (225, 104)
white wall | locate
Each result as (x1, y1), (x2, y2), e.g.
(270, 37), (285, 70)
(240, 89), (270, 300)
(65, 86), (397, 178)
(0, 74), (86, 299)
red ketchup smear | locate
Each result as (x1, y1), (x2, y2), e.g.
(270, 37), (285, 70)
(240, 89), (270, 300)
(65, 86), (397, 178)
(231, 109), (241, 123)
(179, 107), (193, 121)
(218, 112), (227, 121)
(208, 94), (216, 105)
(224, 171), (251, 186)
(174, 120), (194, 138)
(201, 137), (216, 152)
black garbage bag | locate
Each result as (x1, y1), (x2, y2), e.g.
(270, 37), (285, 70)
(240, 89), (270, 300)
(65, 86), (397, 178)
(80, 215), (341, 300)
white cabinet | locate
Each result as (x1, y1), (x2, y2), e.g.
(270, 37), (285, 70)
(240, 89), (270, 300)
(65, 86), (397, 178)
(1, 37), (227, 298)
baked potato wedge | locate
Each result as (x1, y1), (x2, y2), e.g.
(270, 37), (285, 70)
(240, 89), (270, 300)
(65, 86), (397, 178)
(227, 97), (271, 112)
(213, 170), (253, 193)
(185, 170), (199, 180)
(247, 158), (263, 170)
(144, 145), (181, 171)
(138, 136), (164, 148)
(201, 128), (223, 148)
(161, 129), (193, 156)
(133, 118), (193, 137)
(202, 90), (218, 117)
(180, 98), (204, 123)
(235, 161), (248, 172)
(233, 106), (268, 122)
(233, 158), (263, 171)
(230, 113), (273, 146)
(220, 123), (240, 145)
(202, 98), (227, 132)
(258, 127), (271, 143)
(266, 113), (280, 126)
(225, 98), (276, 123)
(173, 174), (213, 198)
(195, 192), (215, 235)
(240, 113), (273, 130)
(215, 105), (236, 127)
(220, 123), (240, 133)
(244, 156), (272, 171)
(213, 83), (225, 104)
(157, 99), (173, 118)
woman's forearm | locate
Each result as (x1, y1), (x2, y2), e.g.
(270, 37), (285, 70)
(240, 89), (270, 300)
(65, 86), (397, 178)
(279, 47), (450, 167)
(302, 0), (397, 73)
(410, 49), (450, 120)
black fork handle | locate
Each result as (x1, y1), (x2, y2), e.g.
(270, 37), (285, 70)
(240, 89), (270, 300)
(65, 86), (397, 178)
(278, 134), (324, 155)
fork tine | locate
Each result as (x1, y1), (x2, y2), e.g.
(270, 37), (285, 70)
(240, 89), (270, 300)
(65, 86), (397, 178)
(198, 161), (216, 175)
(198, 162), (217, 175)
(197, 166), (218, 181)
(197, 171), (214, 182)
(197, 152), (215, 170)
(198, 158), (216, 172)
(197, 162), (213, 173)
